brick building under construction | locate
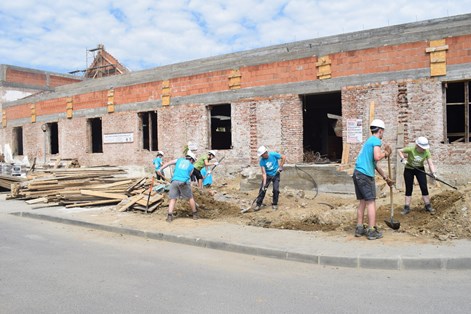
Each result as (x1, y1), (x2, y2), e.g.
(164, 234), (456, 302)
(1, 14), (470, 186)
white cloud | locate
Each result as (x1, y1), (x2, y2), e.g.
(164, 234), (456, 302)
(0, 0), (470, 73)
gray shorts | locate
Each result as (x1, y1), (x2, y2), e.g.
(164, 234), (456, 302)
(353, 170), (376, 201)
(169, 180), (193, 199)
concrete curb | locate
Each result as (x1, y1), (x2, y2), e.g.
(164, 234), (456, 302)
(11, 211), (471, 271)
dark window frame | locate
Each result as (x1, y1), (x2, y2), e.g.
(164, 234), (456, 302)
(444, 81), (470, 143)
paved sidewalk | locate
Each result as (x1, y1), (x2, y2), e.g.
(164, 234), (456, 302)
(2, 195), (471, 270)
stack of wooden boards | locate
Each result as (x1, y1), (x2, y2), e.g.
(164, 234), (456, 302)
(7, 167), (167, 213)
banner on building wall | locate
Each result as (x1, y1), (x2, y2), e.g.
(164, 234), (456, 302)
(346, 119), (363, 144)
(103, 132), (134, 144)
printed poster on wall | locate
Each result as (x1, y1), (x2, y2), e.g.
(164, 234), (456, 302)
(347, 119), (363, 143)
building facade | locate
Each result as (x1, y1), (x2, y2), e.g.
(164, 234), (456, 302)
(1, 14), (470, 184)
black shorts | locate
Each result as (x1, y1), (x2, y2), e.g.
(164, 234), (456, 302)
(353, 170), (376, 201)
(193, 168), (203, 180)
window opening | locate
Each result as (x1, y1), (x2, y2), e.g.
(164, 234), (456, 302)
(140, 111), (158, 151)
(209, 104), (232, 149)
(445, 81), (470, 143)
(301, 92), (342, 163)
(88, 118), (103, 153)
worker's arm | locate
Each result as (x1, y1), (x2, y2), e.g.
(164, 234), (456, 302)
(279, 154), (286, 169)
(427, 158), (436, 176)
(374, 144), (390, 161)
(260, 166), (267, 187)
(158, 159), (177, 176)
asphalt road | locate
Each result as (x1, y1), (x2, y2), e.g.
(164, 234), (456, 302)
(1, 213), (471, 314)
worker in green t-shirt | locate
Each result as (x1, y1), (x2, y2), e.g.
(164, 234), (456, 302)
(398, 136), (437, 215)
(193, 150), (219, 188)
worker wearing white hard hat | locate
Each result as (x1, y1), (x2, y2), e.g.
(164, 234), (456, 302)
(352, 119), (393, 240)
(158, 152), (198, 223)
(192, 150), (219, 189)
(250, 146), (286, 212)
(398, 136), (437, 215)
(153, 151), (165, 180)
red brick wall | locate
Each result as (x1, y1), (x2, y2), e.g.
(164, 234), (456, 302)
(5, 68), (81, 88)
(6, 69), (47, 87)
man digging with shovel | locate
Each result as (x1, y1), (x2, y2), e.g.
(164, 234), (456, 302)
(252, 146), (286, 212)
(353, 119), (394, 240)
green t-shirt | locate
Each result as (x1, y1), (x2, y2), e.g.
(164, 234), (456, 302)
(194, 153), (208, 171)
(403, 145), (431, 169)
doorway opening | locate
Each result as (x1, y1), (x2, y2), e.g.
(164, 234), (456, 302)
(88, 118), (103, 153)
(302, 92), (342, 163)
(12, 126), (24, 156)
(48, 122), (59, 155)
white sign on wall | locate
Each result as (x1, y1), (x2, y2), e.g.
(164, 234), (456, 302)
(103, 132), (134, 144)
(346, 119), (363, 144)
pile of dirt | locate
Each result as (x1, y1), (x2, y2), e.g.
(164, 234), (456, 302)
(169, 176), (470, 241)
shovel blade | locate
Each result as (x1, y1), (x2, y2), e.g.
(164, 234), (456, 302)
(384, 219), (401, 230)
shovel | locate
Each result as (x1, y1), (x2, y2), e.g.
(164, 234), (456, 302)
(241, 178), (272, 213)
(384, 156), (400, 230)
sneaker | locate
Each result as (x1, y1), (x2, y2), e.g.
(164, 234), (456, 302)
(355, 225), (367, 237)
(192, 211), (199, 220)
(254, 205), (261, 212)
(166, 213), (173, 223)
(401, 205), (410, 215)
(272, 205), (278, 210)
(425, 204), (435, 215)
(367, 226), (383, 240)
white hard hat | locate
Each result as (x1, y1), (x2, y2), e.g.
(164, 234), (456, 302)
(370, 119), (385, 130)
(416, 137), (430, 149)
(257, 146), (268, 157)
(208, 150), (216, 157)
(186, 151), (196, 161)
(156, 151), (164, 156)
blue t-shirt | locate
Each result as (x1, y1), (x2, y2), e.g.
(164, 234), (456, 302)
(172, 158), (194, 183)
(259, 152), (282, 176)
(355, 136), (382, 177)
(153, 157), (162, 171)
(200, 167), (213, 186)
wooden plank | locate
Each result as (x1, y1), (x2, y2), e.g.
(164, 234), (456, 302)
(135, 193), (164, 206)
(395, 123), (405, 190)
(80, 190), (128, 200)
(25, 197), (48, 205)
(369, 101), (375, 124)
(65, 199), (122, 208)
(115, 195), (145, 212)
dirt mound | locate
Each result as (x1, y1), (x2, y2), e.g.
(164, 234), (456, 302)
(160, 176), (470, 242)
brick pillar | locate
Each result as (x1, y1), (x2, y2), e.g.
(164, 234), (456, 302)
(249, 102), (258, 164)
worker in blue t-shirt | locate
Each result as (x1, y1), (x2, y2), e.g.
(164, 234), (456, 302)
(352, 119), (393, 240)
(254, 146), (286, 211)
(158, 151), (198, 223)
(200, 167), (213, 187)
(152, 151), (164, 180)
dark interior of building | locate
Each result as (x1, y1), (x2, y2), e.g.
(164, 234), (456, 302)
(302, 92), (342, 162)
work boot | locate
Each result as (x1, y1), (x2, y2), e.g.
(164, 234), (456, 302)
(367, 226), (383, 240)
(272, 204), (278, 211)
(254, 205), (261, 212)
(192, 211), (199, 220)
(425, 203), (435, 215)
(401, 205), (411, 215)
(166, 213), (173, 223)
(355, 224), (367, 237)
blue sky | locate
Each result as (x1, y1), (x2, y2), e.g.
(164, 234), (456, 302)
(0, 0), (470, 74)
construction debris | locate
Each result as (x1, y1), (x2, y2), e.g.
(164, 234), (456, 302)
(5, 166), (167, 213)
